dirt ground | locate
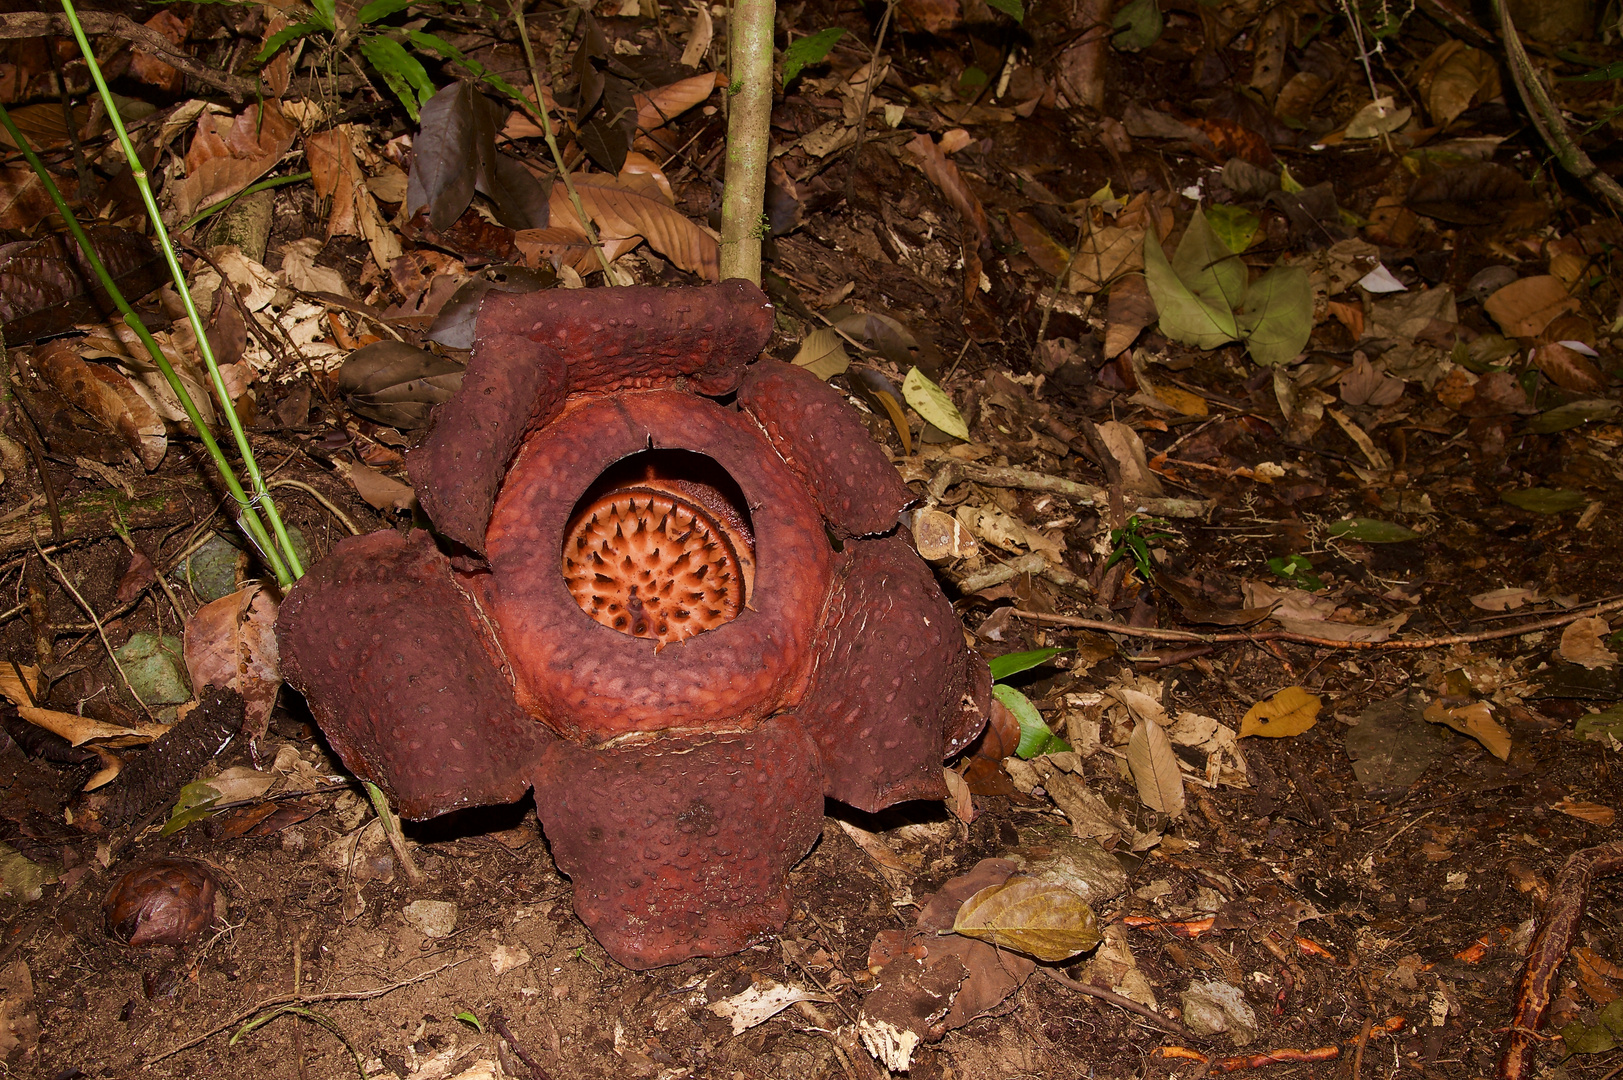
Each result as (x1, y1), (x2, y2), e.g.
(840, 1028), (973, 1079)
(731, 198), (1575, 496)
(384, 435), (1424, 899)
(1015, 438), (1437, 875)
(4, 0), (1623, 1078)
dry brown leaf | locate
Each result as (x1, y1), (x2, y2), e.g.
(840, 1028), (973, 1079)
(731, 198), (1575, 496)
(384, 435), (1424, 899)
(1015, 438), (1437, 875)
(1238, 685), (1320, 737)
(1066, 225), (1144, 293)
(1421, 43), (1497, 128)
(903, 133), (989, 246)
(514, 226), (642, 276)
(559, 177), (719, 280)
(1533, 342), (1607, 395)
(1559, 616), (1617, 669)
(33, 341), (167, 469)
(1009, 212), (1070, 278)
(342, 459), (418, 512)
(182, 584), (282, 741)
(951, 875), (1101, 962)
(19, 705), (168, 747)
(0, 663), (41, 707)
(171, 102), (298, 221)
(942, 767), (973, 825)
(1422, 700), (1511, 761)
(306, 126), (360, 237)
(1470, 587), (1538, 611)
(1483, 275), (1578, 338)
(1126, 718), (1185, 818)
(1553, 798), (1615, 826)
(680, 1), (713, 66)
(1105, 276), (1155, 358)
(130, 10), (189, 93)
(0, 163), (59, 231)
(634, 72), (723, 133)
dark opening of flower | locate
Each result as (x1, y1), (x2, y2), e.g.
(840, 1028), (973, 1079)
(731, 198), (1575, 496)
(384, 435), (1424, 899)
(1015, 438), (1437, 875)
(561, 452), (755, 646)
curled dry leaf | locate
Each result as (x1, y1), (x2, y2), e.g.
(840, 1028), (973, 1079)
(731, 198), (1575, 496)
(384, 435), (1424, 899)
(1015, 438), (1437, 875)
(1534, 342), (1608, 395)
(561, 175), (719, 280)
(338, 340), (465, 430)
(1126, 717), (1185, 818)
(171, 102), (298, 222)
(306, 126), (361, 238)
(634, 72), (723, 133)
(32, 341), (166, 470)
(341, 459), (418, 512)
(1422, 700), (1511, 761)
(903, 133), (990, 247)
(182, 585), (282, 741)
(1238, 685), (1320, 737)
(951, 875), (1102, 962)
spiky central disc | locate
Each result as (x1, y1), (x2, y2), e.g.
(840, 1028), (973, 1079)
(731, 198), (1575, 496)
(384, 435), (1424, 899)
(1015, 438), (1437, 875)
(562, 484), (752, 645)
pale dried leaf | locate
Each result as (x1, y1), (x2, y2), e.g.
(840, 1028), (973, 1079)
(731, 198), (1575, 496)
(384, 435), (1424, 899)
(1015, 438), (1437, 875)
(171, 103), (297, 222)
(1422, 700), (1511, 761)
(1126, 718), (1185, 818)
(1484, 276), (1578, 338)
(706, 981), (832, 1035)
(1560, 616), (1617, 670)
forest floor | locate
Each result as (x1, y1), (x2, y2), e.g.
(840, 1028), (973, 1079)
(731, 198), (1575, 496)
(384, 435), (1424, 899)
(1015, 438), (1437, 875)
(2, 0), (1623, 1078)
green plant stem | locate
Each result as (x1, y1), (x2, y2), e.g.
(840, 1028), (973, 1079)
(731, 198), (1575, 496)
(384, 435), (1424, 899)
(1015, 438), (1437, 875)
(718, 0), (775, 284)
(0, 96), (292, 587)
(58, 0), (304, 584)
(510, 0), (615, 280)
(183, 171), (312, 232)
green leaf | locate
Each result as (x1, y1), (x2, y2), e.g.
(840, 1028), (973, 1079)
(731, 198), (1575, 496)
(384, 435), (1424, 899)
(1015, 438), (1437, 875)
(901, 366), (970, 440)
(253, 20), (323, 65)
(989, 646), (1066, 681)
(360, 35), (435, 122)
(1205, 203), (1259, 253)
(161, 780), (223, 836)
(993, 684), (1070, 759)
(357, 0), (416, 23)
(1527, 399), (1620, 433)
(1569, 60), (1623, 81)
(952, 876), (1101, 962)
(312, 0), (339, 32)
(1326, 517), (1420, 543)
(1561, 999), (1623, 1054)
(985, 0), (1025, 21)
(409, 30), (526, 103)
(1500, 487), (1587, 514)
(1280, 164), (1304, 193)
(1266, 554), (1324, 591)
(454, 1011), (484, 1033)
(1111, 0), (1163, 51)
(1575, 704), (1623, 742)
(782, 28), (845, 88)
(1173, 209), (1248, 314)
(1237, 264), (1312, 366)
(1142, 222), (1239, 350)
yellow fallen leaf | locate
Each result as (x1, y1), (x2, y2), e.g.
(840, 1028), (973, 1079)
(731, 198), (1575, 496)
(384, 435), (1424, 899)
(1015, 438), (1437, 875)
(1239, 686), (1321, 737)
(19, 705), (168, 747)
(1422, 700), (1510, 761)
(952, 876), (1101, 962)
(1553, 798), (1615, 826)
(0, 662), (41, 706)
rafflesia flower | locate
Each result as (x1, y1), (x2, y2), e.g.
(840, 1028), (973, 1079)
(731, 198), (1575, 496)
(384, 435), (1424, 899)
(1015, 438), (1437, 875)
(279, 281), (989, 968)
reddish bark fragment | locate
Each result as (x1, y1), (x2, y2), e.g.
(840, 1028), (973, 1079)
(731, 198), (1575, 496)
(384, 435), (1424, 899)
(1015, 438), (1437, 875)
(278, 529), (549, 819)
(532, 716), (824, 969)
(738, 360), (915, 536)
(798, 534), (986, 812)
(408, 281), (773, 555)
(486, 390), (834, 741)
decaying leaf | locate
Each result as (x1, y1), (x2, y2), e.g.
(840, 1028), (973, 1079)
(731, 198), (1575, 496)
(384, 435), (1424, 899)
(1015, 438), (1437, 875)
(341, 459), (418, 512)
(1422, 700), (1511, 761)
(706, 980), (832, 1035)
(1238, 686), (1320, 738)
(182, 585), (282, 741)
(561, 174), (719, 280)
(1560, 616), (1618, 670)
(170, 102), (298, 222)
(951, 875), (1101, 962)
(1126, 717), (1185, 818)
(338, 340), (465, 429)
(32, 341), (167, 470)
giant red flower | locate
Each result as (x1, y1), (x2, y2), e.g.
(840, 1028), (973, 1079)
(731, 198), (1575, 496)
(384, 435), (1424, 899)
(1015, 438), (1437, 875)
(279, 281), (988, 968)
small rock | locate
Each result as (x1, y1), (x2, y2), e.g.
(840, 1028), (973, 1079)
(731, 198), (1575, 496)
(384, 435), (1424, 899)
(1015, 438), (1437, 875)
(402, 899), (457, 938)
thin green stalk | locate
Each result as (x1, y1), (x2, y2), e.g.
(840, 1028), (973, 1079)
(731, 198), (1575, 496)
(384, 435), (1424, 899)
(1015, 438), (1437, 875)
(719, 0), (775, 284)
(509, 0), (616, 280)
(0, 98), (292, 587)
(183, 170), (312, 232)
(59, 0), (304, 583)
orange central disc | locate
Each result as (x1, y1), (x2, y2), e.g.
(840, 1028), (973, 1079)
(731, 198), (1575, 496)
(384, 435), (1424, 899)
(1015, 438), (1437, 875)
(561, 483), (754, 646)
